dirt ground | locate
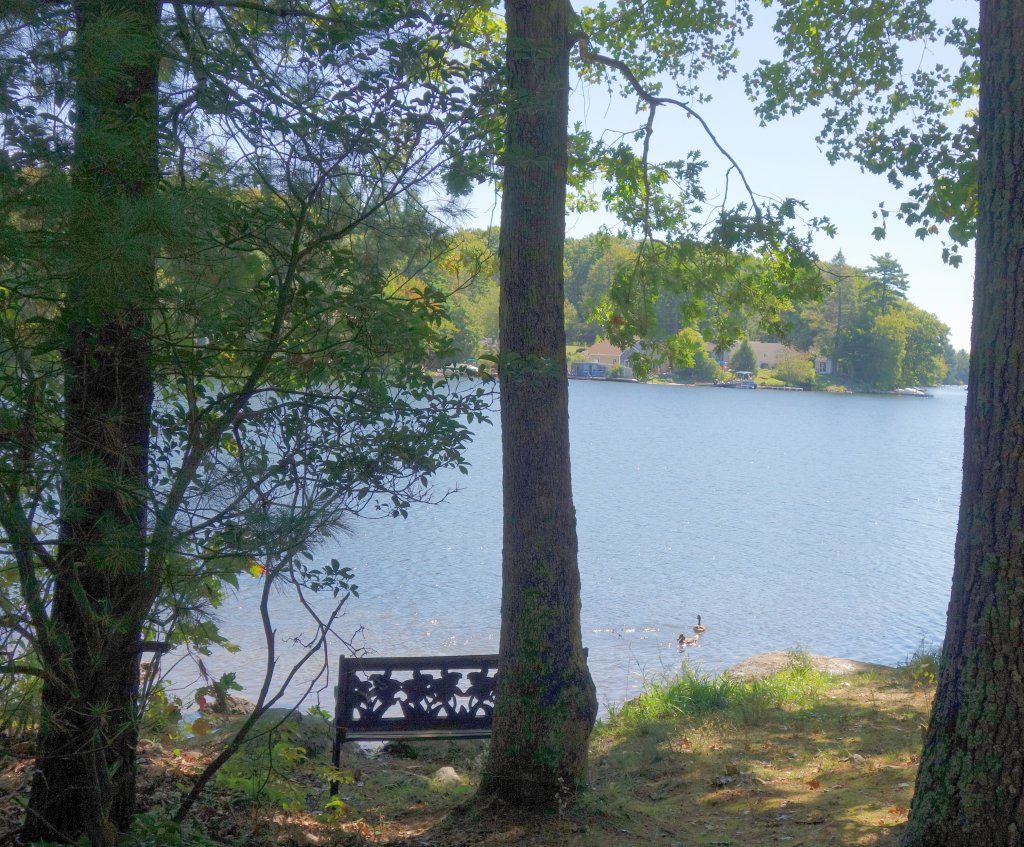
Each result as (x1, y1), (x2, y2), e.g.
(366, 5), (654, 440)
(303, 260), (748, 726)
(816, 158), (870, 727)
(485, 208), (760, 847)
(0, 664), (933, 847)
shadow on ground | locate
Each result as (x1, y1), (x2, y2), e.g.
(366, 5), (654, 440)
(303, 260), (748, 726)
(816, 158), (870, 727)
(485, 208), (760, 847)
(339, 670), (931, 847)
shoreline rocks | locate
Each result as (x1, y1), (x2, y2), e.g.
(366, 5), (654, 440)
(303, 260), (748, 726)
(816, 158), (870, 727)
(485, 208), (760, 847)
(724, 652), (890, 680)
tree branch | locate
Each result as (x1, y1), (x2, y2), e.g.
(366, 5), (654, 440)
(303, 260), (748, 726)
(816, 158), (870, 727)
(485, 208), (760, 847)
(174, 1), (338, 22)
(0, 662), (47, 679)
(571, 20), (763, 223)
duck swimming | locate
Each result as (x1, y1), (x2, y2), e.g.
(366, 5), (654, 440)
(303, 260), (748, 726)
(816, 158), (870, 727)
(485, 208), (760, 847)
(693, 614), (707, 635)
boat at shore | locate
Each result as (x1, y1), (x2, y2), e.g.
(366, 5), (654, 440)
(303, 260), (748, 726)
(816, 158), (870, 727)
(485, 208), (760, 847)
(717, 370), (757, 389)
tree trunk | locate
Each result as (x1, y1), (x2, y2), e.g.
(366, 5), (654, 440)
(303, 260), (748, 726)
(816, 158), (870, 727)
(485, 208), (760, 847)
(480, 0), (598, 807)
(902, 1), (1024, 843)
(22, 2), (159, 843)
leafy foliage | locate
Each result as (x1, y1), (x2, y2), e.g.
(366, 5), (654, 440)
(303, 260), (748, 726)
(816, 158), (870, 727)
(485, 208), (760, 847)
(746, 0), (978, 265)
(774, 352), (816, 386)
(538, 1), (838, 352)
(0, 1), (499, 818)
(784, 254), (950, 388)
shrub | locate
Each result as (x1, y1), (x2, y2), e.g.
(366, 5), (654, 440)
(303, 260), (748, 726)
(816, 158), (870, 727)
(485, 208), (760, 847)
(675, 348), (722, 382)
(775, 353), (817, 386)
(898, 642), (942, 687)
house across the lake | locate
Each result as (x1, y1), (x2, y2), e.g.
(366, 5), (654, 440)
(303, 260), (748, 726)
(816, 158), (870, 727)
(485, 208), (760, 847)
(571, 361), (611, 378)
(571, 337), (831, 379)
(581, 339), (632, 367)
(570, 339), (646, 378)
(708, 340), (832, 373)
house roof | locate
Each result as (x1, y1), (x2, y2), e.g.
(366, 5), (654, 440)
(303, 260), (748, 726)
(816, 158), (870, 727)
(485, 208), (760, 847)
(583, 339), (624, 357)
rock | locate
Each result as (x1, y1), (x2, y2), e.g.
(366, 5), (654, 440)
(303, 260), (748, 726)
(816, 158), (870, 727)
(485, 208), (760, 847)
(848, 753), (866, 766)
(430, 766), (462, 789)
(725, 652), (890, 680)
(210, 695), (256, 717)
(382, 739), (419, 759)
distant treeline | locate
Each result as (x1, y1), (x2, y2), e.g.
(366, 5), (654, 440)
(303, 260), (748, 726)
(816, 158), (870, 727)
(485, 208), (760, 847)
(438, 231), (968, 388)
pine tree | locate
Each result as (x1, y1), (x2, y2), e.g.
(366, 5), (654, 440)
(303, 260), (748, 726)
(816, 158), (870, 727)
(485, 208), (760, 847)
(480, 0), (598, 806)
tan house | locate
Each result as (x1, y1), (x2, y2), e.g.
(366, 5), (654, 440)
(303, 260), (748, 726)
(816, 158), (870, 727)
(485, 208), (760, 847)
(706, 340), (807, 369)
(582, 339), (629, 366)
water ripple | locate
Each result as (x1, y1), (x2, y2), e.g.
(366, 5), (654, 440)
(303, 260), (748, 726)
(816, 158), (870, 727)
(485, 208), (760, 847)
(205, 383), (965, 711)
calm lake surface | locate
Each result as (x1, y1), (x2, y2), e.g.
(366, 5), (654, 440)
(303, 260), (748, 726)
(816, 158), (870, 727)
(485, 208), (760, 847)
(208, 382), (966, 711)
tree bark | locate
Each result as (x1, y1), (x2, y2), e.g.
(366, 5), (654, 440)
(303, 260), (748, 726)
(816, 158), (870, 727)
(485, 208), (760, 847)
(902, 0), (1024, 843)
(480, 0), (598, 807)
(22, 2), (159, 843)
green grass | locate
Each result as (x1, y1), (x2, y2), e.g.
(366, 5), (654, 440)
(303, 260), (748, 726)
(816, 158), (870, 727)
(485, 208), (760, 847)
(603, 653), (834, 730)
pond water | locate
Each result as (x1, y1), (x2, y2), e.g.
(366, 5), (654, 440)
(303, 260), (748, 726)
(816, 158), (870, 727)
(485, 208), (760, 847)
(203, 382), (966, 712)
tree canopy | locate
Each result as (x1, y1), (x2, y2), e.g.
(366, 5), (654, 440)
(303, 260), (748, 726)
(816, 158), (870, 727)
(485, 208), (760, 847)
(1, 1), (496, 839)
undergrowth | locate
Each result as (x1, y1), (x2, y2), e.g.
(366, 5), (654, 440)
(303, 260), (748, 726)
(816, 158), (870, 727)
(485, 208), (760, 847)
(897, 641), (942, 687)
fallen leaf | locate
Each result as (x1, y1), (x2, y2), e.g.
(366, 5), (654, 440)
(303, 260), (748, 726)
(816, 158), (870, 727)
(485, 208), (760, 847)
(807, 779), (821, 790)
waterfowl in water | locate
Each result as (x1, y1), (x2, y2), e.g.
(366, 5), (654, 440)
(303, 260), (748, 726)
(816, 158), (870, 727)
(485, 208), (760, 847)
(693, 614), (707, 635)
(677, 633), (700, 648)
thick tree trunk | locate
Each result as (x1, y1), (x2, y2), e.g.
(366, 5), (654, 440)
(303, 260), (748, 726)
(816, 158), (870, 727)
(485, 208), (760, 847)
(902, 1), (1024, 844)
(22, 2), (159, 844)
(480, 0), (598, 807)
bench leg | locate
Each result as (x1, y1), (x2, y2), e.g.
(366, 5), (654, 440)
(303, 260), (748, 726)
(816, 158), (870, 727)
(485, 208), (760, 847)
(329, 727), (347, 797)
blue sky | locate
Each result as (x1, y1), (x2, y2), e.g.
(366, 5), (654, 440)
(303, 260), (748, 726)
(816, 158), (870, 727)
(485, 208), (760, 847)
(465, 2), (977, 350)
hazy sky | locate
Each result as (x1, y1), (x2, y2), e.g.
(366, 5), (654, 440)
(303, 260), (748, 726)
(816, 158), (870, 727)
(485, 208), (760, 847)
(466, 2), (977, 350)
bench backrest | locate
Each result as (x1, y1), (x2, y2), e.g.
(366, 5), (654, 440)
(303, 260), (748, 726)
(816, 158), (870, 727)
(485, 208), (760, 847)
(336, 653), (500, 735)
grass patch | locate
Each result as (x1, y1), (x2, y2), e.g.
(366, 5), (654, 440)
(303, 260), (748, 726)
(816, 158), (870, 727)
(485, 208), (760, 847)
(603, 653), (834, 730)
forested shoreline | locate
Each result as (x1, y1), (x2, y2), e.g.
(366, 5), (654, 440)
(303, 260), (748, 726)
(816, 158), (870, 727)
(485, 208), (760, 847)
(439, 230), (968, 388)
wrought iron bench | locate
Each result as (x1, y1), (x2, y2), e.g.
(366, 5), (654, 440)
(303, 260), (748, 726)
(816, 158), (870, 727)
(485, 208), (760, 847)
(330, 653), (499, 794)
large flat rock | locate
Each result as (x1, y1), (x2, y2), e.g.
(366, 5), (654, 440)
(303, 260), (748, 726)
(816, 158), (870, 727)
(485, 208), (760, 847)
(725, 652), (890, 680)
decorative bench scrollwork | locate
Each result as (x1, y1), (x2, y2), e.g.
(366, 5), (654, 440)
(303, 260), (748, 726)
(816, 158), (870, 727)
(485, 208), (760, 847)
(331, 653), (500, 794)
